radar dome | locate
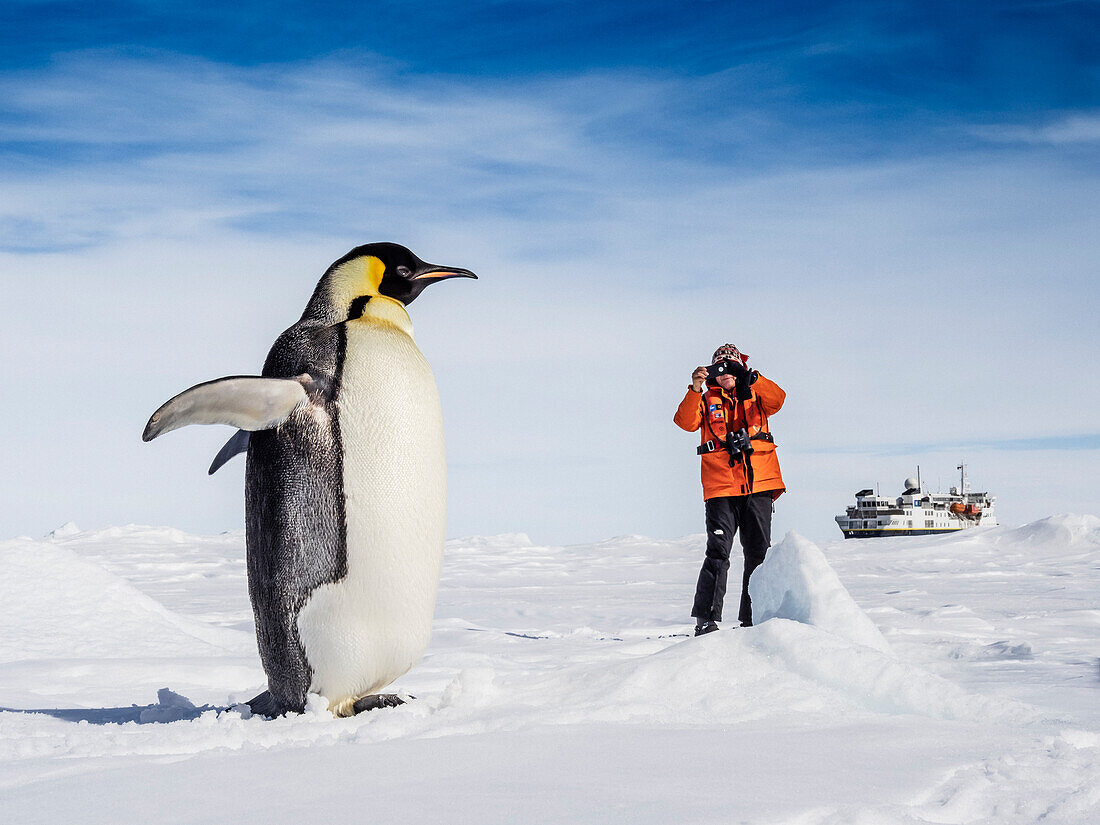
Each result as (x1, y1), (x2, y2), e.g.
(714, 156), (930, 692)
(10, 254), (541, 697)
(904, 477), (919, 491)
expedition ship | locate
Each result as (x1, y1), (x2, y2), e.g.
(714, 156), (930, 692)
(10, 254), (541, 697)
(835, 464), (997, 539)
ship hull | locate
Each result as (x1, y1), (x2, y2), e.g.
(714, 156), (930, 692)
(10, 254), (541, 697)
(841, 527), (975, 539)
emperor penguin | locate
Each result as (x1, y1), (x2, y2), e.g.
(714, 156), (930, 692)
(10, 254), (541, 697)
(143, 243), (476, 717)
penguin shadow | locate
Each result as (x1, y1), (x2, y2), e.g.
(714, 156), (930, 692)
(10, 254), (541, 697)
(1, 688), (228, 725)
(3, 688), (411, 724)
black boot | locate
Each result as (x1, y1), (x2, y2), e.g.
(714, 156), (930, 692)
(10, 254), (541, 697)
(694, 621), (719, 636)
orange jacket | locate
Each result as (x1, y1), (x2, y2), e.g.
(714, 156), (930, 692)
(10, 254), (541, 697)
(674, 374), (786, 500)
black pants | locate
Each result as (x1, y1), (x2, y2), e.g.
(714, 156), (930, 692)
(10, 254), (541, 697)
(691, 492), (773, 626)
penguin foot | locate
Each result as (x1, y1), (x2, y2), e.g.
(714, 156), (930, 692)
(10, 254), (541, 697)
(350, 693), (408, 716)
(326, 692), (408, 717)
(246, 690), (295, 719)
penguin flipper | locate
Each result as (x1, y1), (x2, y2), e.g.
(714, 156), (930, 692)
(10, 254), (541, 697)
(143, 376), (310, 442)
(208, 429), (250, 475)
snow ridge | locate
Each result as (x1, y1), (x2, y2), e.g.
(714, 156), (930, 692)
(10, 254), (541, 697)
(750, 530), (894, 654)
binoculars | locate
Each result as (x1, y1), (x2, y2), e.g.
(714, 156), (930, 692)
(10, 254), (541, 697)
(725, 428), (755, 462)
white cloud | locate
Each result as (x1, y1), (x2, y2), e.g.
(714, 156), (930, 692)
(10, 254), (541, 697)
(969, 112), (1100, 145)
(0, 52), (676, 251)
(0, 51), (1097, 542)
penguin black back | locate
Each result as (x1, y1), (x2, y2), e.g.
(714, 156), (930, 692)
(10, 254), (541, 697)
(245, 321), (347, 712)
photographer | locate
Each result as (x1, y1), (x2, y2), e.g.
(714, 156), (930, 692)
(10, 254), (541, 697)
(674, 344), (786, 635)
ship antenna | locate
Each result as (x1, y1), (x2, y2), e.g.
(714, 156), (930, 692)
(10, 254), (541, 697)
(917, 465), (921, 493)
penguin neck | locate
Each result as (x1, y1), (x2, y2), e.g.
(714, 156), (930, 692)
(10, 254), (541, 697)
(353, 294), (414, 335)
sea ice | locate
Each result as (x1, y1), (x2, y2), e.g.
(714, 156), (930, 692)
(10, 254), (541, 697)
(1, 516), (1097, 824)
(749, 530), (893, 653)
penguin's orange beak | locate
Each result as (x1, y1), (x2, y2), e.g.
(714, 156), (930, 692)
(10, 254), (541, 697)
(411, 266), (478, 282)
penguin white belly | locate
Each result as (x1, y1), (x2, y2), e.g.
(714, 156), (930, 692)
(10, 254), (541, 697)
(295, 318), (446, 707)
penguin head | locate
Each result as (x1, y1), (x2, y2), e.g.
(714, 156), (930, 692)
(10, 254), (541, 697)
(303, 242), (477, 324)
(373, 243), (478, 306)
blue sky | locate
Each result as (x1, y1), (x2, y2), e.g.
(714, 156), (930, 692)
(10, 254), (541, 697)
(1, 1), (1097, 542)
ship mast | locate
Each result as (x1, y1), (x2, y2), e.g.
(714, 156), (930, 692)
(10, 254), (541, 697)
(957, 463), (969, 497)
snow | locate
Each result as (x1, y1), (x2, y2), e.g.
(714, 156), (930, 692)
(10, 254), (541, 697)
(2, 516), (1099, 823)
(750, 531), (893, 654)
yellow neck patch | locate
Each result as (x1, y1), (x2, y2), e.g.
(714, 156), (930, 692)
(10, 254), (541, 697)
(328, 256), (383, 305)
(324, 255), (412, 332)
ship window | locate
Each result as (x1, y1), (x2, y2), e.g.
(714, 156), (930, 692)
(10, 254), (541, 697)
(925, 519), (934, 528)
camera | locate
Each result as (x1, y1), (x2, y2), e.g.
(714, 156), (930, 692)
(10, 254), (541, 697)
(707, 359), (754, 400)
(707, 360), (740, 379)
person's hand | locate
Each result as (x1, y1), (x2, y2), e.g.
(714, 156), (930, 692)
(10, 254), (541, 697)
(724, 359), (753, 400)
(691, 366), (708, 392)
(724, 359), (749, 380)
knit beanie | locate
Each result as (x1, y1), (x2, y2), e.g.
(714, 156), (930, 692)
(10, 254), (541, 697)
(712, 343), (749, 366)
